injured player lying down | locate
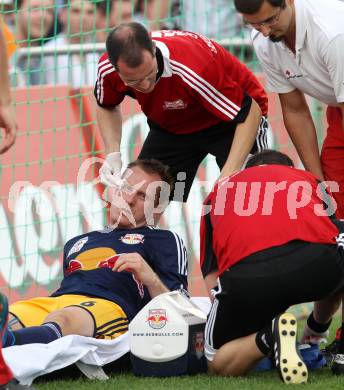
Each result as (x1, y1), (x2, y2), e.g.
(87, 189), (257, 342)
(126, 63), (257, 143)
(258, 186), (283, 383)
(2, 159), (188, 349)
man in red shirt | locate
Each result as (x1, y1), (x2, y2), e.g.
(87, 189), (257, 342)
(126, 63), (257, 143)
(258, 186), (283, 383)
(200, 150), (344, 383)
(95, 22), (268, 201)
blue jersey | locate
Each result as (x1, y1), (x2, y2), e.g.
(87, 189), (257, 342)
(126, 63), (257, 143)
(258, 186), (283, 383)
(52, 226), (188, 320)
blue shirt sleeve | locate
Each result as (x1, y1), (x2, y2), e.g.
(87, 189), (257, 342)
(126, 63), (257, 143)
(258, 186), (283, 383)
(147, 229), (188, 293)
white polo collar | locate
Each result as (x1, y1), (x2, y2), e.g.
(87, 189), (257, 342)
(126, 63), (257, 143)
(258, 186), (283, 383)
(294, 0), (307, 56)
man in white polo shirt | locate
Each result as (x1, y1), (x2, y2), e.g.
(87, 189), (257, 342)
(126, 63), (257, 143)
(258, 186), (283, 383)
(234, 0), (344, 375)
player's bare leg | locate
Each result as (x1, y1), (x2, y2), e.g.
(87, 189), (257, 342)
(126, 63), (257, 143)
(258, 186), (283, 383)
(208, 333), (264, 376)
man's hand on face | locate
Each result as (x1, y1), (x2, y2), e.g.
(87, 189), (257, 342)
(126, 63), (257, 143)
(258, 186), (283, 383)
(99, 152), (125, 188)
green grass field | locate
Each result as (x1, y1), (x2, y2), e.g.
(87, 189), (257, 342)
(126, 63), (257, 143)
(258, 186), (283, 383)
(34, 370), (344, 390)
(33, 317), (343, 390)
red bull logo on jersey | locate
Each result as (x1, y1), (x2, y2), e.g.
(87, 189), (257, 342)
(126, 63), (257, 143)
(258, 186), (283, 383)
(147, 309), (168, 329)
(120, 234), (145, 245)
(98, 255), (120, 270)
(65, 259), (83, 275)
(65, 247), (118, 274)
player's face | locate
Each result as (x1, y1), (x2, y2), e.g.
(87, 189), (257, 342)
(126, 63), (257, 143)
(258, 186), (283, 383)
(116, 50), (158, 93)
(108, 166), (162, 228)
(242, 0), (294, 43)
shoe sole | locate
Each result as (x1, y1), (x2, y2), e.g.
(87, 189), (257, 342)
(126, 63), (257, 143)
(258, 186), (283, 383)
(273, 313), (308, 384)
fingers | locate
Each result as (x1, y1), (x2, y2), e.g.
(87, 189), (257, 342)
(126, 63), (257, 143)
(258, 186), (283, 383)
(112, 253), (157, 287)
(112, 254), (140, 272)
(0, 104), (18, 154)
(100, 171), (125, 188)
(99, 161), (123, 186)
(115, 263), (132, 273)
(112, 253), (148, 275)
(0, 125), (17, 154)
(99, 152), (123, 186)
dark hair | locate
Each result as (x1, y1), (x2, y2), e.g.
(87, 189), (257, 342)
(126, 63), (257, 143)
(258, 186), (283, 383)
(127, 158), (175, 194)
(106, 22), (154, 69)
(234, 0), (285, 14)
(96, 0), (112, 15)
(245, 149), (294, 168)
(17, 0), (56, 9)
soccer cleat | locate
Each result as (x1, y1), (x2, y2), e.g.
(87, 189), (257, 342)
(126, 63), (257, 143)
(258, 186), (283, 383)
(272, 313), (308, 384)
(321, 338), (340, 366)
(332, 353), (344, 375)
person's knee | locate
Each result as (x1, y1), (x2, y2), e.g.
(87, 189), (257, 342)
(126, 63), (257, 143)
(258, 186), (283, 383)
(44, 308), (93, 337)
(44, 310), (73, 335)
(209, 354), (240, 377)
(208, 357), (226, 376)
(208, 334), (260, 377)
(208, 358), (225, 376)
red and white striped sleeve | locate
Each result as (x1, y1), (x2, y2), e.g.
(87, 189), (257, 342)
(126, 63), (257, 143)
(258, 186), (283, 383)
(94, 53), (125, 108)
(169, 40), (266, 122)
(170, 57), (243, 121)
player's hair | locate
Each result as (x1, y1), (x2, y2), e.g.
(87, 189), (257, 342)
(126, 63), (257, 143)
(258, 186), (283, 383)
(127, 159), (175, 203)
(106, 22), (155, 70)
(96, 0), (113, 15)
(245, 150), (294, 168)
(17, 0), (55, 9)
(234, 0), (285, 14)
(62, 0), (108, 11)
(17, 0), (56, 10)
